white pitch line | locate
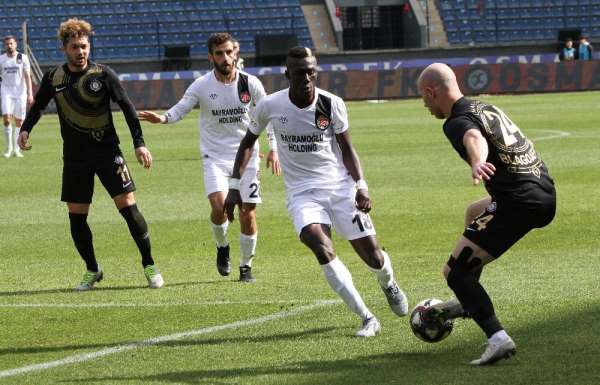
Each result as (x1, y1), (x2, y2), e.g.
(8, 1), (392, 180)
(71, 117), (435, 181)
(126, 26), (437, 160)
(0, 299), (340, 379)
(531, 129), (571, 141)
(0, 300), (325, 308)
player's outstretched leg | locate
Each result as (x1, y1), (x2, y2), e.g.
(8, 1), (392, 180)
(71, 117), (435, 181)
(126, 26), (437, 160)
(321, 257), (380, 337)
(119, 204), (164, 288)
(367, 250), (408, 316)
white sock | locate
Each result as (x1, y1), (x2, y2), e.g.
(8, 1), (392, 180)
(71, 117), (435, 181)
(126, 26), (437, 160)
(13, 126), (20, 153)
(239, 232), (257, 267)
(367, 250), (394, 289)
(4, 124), (12, 153)
(489, 329), (510, 344)
(321, 257), (373, 321)
(210, 220), (229, 248)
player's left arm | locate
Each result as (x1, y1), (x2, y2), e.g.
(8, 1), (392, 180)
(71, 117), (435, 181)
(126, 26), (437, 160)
(463, 128), (495, 185)
(336, 130), (371, 213)
(106, 66), (152, 169)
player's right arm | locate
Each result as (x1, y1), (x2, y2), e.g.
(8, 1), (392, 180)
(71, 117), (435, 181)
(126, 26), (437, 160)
(462, 128), (495, 185)
(18, 71), (55, 150)
(138, 80), (200, 124)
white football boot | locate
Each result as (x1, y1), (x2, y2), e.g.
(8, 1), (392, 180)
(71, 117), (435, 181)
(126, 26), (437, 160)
(356, 316), (381, 337)
(382, 281), (409, 316)
(144, 265), (164, 289)
(470, 337), (517, 365)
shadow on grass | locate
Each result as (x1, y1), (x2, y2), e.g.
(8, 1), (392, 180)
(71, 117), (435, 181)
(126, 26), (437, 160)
(1, 327), (336, 356)
(0, 280), (227, 297)
(55, 304), (600, 385)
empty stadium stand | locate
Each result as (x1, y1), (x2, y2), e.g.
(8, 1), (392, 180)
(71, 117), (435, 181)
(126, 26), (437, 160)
(0, 0), (313, 63)
(437, 0), (600, 45)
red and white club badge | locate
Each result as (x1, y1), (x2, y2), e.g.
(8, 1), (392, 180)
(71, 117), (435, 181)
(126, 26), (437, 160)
(240, 91), (251, 103)
(316, 115), (330, 130)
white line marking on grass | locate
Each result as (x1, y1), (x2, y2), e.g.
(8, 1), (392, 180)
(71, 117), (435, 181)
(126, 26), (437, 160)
(531, 129), (570, 141)
(0, 299), (340, 379)
(0, 300), (325, 308)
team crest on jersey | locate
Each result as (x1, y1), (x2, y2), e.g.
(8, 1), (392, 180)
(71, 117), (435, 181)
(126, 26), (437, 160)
(316, 115), (330, 130)
(209, 93), (218, 100)
(91, 128), (105, 141)
(114, 155), (124, 165)
(486, 202), (497, 213)
(240, 91), (251, 104)
(278, 116), (288, 125)
(89, 79), (102, 92)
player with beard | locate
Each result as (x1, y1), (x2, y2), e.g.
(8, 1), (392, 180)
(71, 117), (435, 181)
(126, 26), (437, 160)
(139, 33), (280, 282)
(224, 47), (409, 337)
(417, 63), (556, 365)
(0, 35), (33, 158)
(18, 18), (164, 290)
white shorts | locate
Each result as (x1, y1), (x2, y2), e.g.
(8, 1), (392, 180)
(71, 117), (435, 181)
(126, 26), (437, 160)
(286, 185), (377, 240)
(202, 154), (262, 204)
(1, 93), (27, 120)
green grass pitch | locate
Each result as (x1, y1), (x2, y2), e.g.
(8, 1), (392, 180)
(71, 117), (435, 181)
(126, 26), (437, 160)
(0, 91), (598, 384)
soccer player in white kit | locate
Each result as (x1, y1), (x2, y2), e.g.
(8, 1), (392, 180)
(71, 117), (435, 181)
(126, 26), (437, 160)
(225, 47), (409, 337)
(139, 33), (280, 282)
(0, 35), (33, 158)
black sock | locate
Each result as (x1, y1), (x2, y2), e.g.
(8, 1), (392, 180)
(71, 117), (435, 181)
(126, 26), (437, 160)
(119, 204), (154, 267)
(69, 213), (98, 272)
(447, 267), (502, 338)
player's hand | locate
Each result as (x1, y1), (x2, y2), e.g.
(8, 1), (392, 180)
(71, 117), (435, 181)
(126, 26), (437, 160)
(266, 150), (281, 175)
(138, 111), (164, 124)
(18, 131), (32, 150)
(224, 190), (242, 222)
(471, 162), (495, 185)
(27, 94), (34, 107)
(135, 146), (153, 169)
(355, 189), (372, 213)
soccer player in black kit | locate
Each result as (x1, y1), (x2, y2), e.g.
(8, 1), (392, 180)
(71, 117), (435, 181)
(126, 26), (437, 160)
(18, 18), (164, 290)
(417, 63), (556, 365)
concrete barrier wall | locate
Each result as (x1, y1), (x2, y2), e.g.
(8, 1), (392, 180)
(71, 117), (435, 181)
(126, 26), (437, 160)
(122, 61), (600, 109)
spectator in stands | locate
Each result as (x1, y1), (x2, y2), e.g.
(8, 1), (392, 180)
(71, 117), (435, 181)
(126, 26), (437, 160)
(577, 36), (593, 60)
(559, 38), (576, 61)
(232, 38), (245, 70)
(0, 35), (33, 158)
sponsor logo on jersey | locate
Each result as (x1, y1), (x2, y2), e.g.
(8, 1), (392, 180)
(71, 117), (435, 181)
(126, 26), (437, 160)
(55, 85), (67, 93)
(316, 115), (330, 130)
(240, 91), (251, 104)
(278, 116), (288, 125)
(209, 93), (218, 100)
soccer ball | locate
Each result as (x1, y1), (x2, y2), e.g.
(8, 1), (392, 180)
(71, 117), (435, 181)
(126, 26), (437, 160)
(410, 298), (454, 343)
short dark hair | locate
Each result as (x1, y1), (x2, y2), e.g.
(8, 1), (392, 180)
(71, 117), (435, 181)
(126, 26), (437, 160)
(3, 35), (16, 43)
(207, 32), (233, 53)
(287, 46), (313, 60)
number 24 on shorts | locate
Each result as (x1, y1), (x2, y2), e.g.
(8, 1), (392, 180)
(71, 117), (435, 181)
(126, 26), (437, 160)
(474, 214), (494, 231)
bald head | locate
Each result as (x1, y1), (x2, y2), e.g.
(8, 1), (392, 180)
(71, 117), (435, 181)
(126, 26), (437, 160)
(417, 63), (464, 119)
(418, 63), (458, 91)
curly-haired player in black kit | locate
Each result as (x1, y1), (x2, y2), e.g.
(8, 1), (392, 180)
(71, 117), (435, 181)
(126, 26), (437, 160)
(18, 18), (164, 290)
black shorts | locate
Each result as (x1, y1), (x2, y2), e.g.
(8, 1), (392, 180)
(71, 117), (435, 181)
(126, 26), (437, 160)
(463, 185), (556, 258)
(61, 148), (136, 203)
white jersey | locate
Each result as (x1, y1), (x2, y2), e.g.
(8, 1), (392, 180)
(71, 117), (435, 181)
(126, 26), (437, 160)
(164, 69), (272, 162)
(0, 52), (30, 96)
(250, 87), (352, 195)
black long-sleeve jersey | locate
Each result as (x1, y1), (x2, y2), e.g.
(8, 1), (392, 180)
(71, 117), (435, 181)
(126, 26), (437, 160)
(21, 61), (144, 161)
(443, 97), (554, 202)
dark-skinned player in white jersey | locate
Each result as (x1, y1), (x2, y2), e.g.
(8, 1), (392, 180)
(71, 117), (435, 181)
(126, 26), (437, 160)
(225, 47), (409, 337)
